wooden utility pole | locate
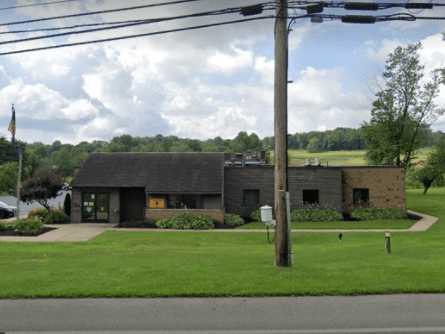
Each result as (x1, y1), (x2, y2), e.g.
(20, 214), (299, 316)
(274, 0), (291, 267)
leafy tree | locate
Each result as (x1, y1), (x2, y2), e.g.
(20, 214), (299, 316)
(0, 162), (18, 195)
(21, 168), (64, 212)
(363, 43), (444, 169)
(307, 137), (323, 153)
(414, 138), (445, 194)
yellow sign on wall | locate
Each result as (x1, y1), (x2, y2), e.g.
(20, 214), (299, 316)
(149, 197), (166, 209)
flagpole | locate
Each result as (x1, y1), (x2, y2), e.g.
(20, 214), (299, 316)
(9, 103), (21, 220)
(16, 146), (22, 220)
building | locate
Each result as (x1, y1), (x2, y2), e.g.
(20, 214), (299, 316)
(71, 152), (405, 225)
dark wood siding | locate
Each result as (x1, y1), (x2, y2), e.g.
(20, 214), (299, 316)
(224, 166), (343, 217)
(120, 188), (145, 222)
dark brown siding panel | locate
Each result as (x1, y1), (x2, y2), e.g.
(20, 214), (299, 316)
(224, 166), (343, 216)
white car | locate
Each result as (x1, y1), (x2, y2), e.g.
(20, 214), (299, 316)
(0, 201), (16, 219)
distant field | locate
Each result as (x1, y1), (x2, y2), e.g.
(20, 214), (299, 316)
(280, 148), (432, 166)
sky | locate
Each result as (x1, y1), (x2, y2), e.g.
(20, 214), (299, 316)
(0, 0), (445, 144)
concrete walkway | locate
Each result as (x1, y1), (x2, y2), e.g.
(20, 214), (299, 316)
(0, 210), (439, 242)
(0, 223), (112, 242)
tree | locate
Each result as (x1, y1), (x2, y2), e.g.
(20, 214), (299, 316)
(21, 168), (64, 212)
(414, 138), (445, 194)
(363, 43), (444, 169)
(0, 162), (17, 195)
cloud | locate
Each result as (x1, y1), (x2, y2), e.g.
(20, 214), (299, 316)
(206, 47), (253, 74)
(0, 80), (99, 121)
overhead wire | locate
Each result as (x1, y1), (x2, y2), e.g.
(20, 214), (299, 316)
(0, 0), (206, 27)
(0, 0), (83, 12)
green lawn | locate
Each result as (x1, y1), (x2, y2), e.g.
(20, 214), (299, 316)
(0, 188), (443, 298)
(238, 219), (415, 230)
(285, 148), (431, 166)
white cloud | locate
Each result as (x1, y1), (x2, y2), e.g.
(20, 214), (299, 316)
(206, 48), (254, 74)
(0, 80), (98, 121)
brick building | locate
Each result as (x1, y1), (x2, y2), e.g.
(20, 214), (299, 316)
(71, 152), (405, 224)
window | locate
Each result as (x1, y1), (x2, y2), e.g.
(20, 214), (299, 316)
(303, 189), (319, 205)
(81, 192), (109, 221)
(243, 189), (260, 207)
(148, 196), (166, 209)
(353, 188), (369, 207)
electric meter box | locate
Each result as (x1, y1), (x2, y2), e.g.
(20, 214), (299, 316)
(260, 205), (273, 223)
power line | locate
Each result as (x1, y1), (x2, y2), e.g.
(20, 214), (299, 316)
(0, 15), (276, 56)
(0, 6), (254, 46)
(0, 0), (206, 27)
(0, 19), (148, 35)
(0, 0), (82, 12)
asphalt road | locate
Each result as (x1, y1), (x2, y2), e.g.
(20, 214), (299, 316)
(1, 294), (445, 333)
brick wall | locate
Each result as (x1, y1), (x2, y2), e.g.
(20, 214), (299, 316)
(224, 166), (343, 217)
(341, 167), (406, 214)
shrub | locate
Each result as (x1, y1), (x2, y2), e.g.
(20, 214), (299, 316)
(249, 209), (261, 222)
(155, 213), (214, 230)
(44, 209), (70, 224)
(224, 214), (245, 227)
(352, 208), (407, 221)
(27, 208), (48, 221)
(0, 223), (14, 232)
(13, 218), (45, 236)
(292, 205), (342, 222)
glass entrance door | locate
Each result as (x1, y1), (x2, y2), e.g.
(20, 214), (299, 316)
(81, 192), (109, 222)
(95, 193), (109, 221)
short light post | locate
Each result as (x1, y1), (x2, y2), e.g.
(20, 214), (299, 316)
(385, 232), (392, 254)
(260, 205), (275, 243)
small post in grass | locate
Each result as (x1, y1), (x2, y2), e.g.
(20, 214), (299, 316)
(385, 232), (391, 254)
(260, 205), (274, 243)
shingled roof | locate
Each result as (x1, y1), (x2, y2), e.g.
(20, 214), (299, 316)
(72, 152), (224, 194)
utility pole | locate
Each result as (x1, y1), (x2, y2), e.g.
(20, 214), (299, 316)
(274, 0), (291, 267)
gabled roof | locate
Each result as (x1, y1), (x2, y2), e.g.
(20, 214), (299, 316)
(72, 152), (224, 194)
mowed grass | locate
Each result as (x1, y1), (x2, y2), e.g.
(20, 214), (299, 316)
(238, 219), (415, 230)
(0, 188), (443, 298)
(285, 148), (431, 166)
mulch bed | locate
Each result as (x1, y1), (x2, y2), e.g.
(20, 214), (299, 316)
(0, 227), (56, 237)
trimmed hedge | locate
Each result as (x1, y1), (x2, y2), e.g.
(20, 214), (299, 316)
(44, 209), (70, 224)
(224, 214), (245, 227)
(352, 208), (407, 221)
(0, 218), (45, 236)
(27, 208), (70, 224)
(27, 208), (48, 220)
(155, 213), (215, 230)
(292, 205), (342, 222)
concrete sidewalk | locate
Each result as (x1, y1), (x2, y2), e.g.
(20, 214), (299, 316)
(0, 223), (112, 242)
(0, 210), (438, 242)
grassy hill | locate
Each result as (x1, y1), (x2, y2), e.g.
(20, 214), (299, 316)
(284, 148), (432, 166)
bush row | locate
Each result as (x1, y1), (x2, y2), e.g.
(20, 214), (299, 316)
(0, 218), (45, 236)
(249, 206), (407, 223)
(155, 213), (246, 229)
(28, 208), (70, 224)
(156, 213), (215, 230)
(351, 208), (407, 220)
